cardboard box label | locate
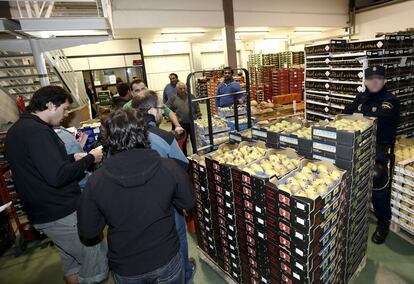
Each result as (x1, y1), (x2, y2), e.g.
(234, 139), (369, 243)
(313, 141), (336, 153)
(313, 128), (337, 139)
(252, 129), (267, 138)
(280, 135), (299, 145)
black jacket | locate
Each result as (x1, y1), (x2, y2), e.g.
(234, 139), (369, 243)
(5, 113), (94, 224)
(344, 87), (400, 145)
(77, 148), (195, 276)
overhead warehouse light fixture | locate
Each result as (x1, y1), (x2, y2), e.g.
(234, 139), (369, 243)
(263, 37), (288, 40)
(152, 40), (189, 43)
(236, 30), (269, 35)
(293, 30), (322, 34)
(160, 32), (205, 36)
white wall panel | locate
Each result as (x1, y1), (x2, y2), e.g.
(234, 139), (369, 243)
(354, 1), (414, 38)
(201, 51), (242, 70)
(68, 58), (90, 71)
(88, 55), (126, 70)
(144, 54), (191, 93)
(63, 39), (140, 57)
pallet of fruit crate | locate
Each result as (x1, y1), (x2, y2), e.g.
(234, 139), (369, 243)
(198, 248), (238, 284)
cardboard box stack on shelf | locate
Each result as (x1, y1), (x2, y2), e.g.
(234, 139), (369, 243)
(310, 115), (376, 281)
(190, 114), (375, 284)
(304, 33), (414, 137)
(391, 137), (414, 238)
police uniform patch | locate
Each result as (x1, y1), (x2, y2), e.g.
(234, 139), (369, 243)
(372, 106), (377, 112)
(382, 102), (393, 110)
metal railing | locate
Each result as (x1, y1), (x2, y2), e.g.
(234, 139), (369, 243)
(44, 49), (89, 107)
(10, 0), (112, 22)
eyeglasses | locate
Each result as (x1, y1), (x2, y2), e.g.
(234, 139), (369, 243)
(153, 105), (165, 110)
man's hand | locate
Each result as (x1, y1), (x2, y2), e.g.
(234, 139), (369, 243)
(175, 126), (185, 135)
(89, 147), (103, 163)
(74, 153), (88, 161)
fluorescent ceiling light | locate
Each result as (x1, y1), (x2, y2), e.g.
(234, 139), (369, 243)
(264, 37), (288, 40)
(27, 30), (108, 38)
(294, 30), (322, 34)
(236, 30), (269, 35)
(160, 32), (205, 36)
(212, 39), (241, 42)
(152, 40), (189, 44)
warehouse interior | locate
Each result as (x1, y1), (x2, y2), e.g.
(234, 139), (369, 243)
(1, 0), (414, 284)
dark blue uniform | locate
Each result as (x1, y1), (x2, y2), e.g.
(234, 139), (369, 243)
(344, 87), (400, 223)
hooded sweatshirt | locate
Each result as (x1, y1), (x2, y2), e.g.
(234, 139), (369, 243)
(77, 148), (195, 276)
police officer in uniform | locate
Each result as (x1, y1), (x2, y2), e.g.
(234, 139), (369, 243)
(344, 66), (400, 244)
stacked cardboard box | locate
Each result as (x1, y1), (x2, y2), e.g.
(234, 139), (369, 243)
(265, 159), (348, 284)
(391, 137), (414, 237)
(233, 148), (301, 284)
(272, 69), (290, 96)
(304, 33), (414, 138)
(310, 115), (376, 282)
(190, 114), (376, 284)
(189, 155), (219, 261)
(289, 68), (305, 95)
(205, 143), (266, 282)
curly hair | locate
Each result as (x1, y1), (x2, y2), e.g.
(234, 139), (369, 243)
(28, 85), (73, 112)
(100, 108), (149, 154)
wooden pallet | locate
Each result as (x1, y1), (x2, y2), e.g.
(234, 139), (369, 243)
(390, 220), (414, 246)
(349, 255), (367, 284)
(198, 248), (238, 284)
(199, 247), (367, 284)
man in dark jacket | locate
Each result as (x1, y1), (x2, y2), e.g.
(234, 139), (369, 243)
(5, 85), (108, 284)
(344, 66), (400, 244)
(78, 108), (195, 284)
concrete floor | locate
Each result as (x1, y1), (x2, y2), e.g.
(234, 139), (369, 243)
(0, 221), (413, 284)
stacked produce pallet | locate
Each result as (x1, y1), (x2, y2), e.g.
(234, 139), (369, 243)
(391, 137), (414, 241)
(265, 159), (348, 284)
(289, 68), (305, 96)
(311, 115), (376, 282)
(304, 39), (349, 121)
(272, 69), (290, 96)
(190, 114), (374, 284)
(279, 52), (292, 68)
(304, 33), (414, 138)
(190, 155), (219, 262)
(292, 51), (305, 66)
(205, 143), (259, 282)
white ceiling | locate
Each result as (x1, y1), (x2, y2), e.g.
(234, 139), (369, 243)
(114, 27), (341, 43)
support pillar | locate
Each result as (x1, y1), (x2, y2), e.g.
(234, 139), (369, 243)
(29, 39), (50, 86)
(222, 0), (237, 68)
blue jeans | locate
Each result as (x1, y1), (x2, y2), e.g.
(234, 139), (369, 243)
(113, 252), (184, 284)
(175, 210), (193, 283)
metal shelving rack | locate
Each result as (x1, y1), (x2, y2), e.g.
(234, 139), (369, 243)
(186, 68), (252, 154)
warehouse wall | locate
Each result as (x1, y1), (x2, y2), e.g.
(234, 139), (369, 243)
(0, 92), (19, 124)
(354, 1), (414, 38)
